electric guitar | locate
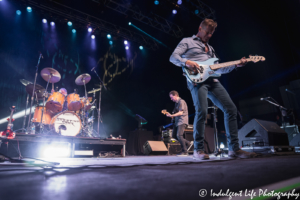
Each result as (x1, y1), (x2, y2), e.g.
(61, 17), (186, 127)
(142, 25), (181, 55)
(161, 110), (174, 123)
(183, 56), (265, 84)
(0, 106), (16, 139)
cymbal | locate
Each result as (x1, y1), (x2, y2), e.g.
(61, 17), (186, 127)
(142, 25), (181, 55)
(75, 73), (91, 85)
(20, 79), (32, 86)
(41, 68), (61, 83)
(88, 88), (101, 94)
(25, 84), (45, 99)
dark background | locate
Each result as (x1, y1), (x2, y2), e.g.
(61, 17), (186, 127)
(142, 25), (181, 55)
(0, 0), (299, 138)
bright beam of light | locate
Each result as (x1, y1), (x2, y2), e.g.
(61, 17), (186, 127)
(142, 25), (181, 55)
(0, 106), (36, 125)
(41, 144), (70, 158)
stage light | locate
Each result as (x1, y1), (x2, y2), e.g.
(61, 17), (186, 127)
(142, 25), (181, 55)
(27, 7), (32, 12)
(139, 46), (143, 50)
(128, 22), (131, 25)
(125, 46), (129, 50)
(107, 34), (111, 39)
(67, 21), (72, 26)
(109, 41), (113, 45)
(177, 0), (182, 5)
(42, 19), (47, 23)
(91, 35), (95, 39)
(172, 10), (177, 14)
(154, 0), (159, 5)
(72, 29), (76, 33)
(195, 10), (199, 14)
(41, 144), (71, 158)
(50, 22), (55, 26)
(124, 40), (128, 45)
(16, 10), (21, 15)
(220, 142), (225, 149)
(88, 27), (92, 32)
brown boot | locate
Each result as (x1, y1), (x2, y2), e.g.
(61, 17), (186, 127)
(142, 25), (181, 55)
(193, 150), (209, 160)
(228, 149), (256, 159)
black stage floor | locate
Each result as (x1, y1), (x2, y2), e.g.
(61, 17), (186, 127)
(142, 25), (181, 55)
(1, 154), (300, 200)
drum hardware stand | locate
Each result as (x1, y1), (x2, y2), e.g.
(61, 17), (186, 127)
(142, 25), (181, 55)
(39, 73), (52, 134)
(27, 53), (43, 133)
(91, 68), (107, 137)
(21, 94), (30, 133)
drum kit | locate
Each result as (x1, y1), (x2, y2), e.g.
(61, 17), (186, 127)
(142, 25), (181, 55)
(20, 67), (102, 137)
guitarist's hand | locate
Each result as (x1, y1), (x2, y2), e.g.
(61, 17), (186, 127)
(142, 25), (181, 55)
(236, 57), (247, 67)
(185, 60), (200, 72)
(166, 113), (173, 118)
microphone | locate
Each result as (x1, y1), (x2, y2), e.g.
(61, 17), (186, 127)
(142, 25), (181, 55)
(91, 67), (96, 71)
(39, 52), (43, 59)
(260, 97), (270, 101)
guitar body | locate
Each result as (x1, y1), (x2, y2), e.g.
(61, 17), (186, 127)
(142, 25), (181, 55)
(182, 58), (221, 84)
(0, 129), (15, 140)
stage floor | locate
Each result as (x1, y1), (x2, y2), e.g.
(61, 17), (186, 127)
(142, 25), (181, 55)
(1, 154), (300, 200)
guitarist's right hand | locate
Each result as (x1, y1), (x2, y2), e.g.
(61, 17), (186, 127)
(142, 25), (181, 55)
(185, 60), (200, 72)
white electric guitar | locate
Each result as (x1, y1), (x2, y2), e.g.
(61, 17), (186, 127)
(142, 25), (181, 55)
(183, 56), (265, 84)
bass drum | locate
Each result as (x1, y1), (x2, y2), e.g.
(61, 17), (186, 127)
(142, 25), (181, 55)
(50, 111), (81, 136)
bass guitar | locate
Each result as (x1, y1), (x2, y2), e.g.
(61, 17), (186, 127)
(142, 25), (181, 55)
(161, 110), (174, 123)
(183, 55), (265, 84)
(0, 106), (16, 139)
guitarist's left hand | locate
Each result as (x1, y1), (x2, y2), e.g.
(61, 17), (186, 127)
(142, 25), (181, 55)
(236, 57), (247, 67)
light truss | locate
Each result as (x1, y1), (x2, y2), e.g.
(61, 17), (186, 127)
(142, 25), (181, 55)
(92, 0), (184, 38)
(21, 0), (160, 50)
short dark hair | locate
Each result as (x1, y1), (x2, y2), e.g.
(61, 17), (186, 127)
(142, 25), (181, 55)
(169, 90), (179, 97)
(200, 18), (217, 29)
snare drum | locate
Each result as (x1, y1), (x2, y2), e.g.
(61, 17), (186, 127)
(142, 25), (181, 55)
(46, 92), (65, 113)
(50, 111), (82, 136)
(67, 93), (81, 111)
(32, 106), (53, 124)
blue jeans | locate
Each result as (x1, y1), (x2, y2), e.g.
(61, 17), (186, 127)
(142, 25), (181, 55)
(187, 79), (239, 152)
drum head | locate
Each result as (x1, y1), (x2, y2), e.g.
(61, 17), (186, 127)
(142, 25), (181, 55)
(51, 111), (81, 136)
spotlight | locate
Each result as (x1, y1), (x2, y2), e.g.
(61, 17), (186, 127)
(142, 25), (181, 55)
(128, 22), (131, 25)
(72, 29), (76, 33)
(91, 35), (95, 39)
(124, 40), (128, 45)
(88, 27), (92, 32)
(67, 21), (72, 26)
(154, 0), (159, 5)
(109, 41), (113, 45)
(107, 34), (111, 39)
(16, 10), (21, 15)
(125, 46), (129, 50)
(172, 10), (177, 14)
(177, 0), (182, 5)
(195, 10), (199, 14)
(27, 7), (32, 12)
(50, 22), (55, 26)
(42, 19), (47, 23)
(139, 46), (143, 50)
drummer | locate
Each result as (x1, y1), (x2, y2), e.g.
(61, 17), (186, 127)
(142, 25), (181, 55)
(51, 88), (68, 112)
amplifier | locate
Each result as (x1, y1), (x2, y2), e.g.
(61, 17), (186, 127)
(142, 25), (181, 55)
(165, 143), (182, 155)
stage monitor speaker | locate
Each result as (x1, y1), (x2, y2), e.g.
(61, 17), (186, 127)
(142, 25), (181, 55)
(143, 141), (168, 155)
(290, 133), (300, 146)
(238, 119), (289, 147)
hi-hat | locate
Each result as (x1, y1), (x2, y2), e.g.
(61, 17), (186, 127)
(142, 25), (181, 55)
(20, 79), (32, 86)
(88, 88), (101, 94)
(41, 68), (61, 83)
(25, 84), (45, 99)
(75, 73), (91, 85)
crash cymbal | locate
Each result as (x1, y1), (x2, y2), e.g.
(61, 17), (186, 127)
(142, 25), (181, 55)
(41, 68), (61, 83)
(75, 73), (91, 85)
(20, 79), (32, 86)
(88, 88), (101, 94)
(25, 84), (45, 99)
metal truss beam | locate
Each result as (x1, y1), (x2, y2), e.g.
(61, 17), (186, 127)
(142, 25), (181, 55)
(92, 0), (184, 38)
(21, 0), (159, 50)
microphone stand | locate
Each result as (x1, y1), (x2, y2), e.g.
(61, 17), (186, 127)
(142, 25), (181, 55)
(263, 97), (288, 132)
(27, 54), (43, 133)
(91, 68), (107, 137)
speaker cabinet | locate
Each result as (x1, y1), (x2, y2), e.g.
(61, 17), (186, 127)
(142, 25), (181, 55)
(238, 119), (289, 147)
(143, 141), (168, 155)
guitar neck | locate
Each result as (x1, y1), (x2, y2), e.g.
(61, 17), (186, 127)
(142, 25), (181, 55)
(210, 58), (251, 70)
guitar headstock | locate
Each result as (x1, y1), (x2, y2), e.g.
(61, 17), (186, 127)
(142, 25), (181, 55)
(249, 55), (266, 63)
(161, 110), (167, 115)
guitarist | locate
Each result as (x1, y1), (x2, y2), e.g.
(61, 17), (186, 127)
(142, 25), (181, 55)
(166, 91), (192, 156)
(169, 18), (256, 160)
